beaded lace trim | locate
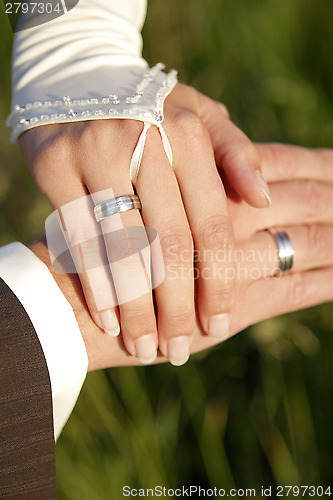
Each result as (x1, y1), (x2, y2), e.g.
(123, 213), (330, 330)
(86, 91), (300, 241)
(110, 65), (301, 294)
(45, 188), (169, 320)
(6, 63), (178, 144)
(7, 63), (178, 184)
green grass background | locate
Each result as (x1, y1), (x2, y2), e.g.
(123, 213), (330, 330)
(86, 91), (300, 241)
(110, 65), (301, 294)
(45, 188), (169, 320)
(1, 0), (333, 497)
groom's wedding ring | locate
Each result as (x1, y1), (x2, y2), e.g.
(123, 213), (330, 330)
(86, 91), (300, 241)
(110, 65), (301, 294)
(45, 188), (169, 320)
(94, 195), (142, 223)
(267, 229), (295, 272)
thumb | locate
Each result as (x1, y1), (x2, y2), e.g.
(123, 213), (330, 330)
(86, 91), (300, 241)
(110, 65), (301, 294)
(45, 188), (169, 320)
(197, 91), (271, 208)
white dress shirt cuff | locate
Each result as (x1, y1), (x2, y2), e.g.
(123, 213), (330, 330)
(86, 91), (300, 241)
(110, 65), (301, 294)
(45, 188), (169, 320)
(0, 242), (88, 440)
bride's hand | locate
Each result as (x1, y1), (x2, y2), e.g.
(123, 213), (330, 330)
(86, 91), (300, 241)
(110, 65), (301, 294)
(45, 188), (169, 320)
(19, 83), (269, 366)
(30, 144), (333, 370)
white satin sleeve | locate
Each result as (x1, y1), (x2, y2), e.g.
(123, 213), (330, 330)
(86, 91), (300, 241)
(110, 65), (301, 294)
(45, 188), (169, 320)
(0, 242), (88, 441)
(6, 0), (178, 145)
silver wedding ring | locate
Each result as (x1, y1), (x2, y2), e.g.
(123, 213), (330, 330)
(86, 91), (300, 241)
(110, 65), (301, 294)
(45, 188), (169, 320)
(267, 229), (295, 272)
(94, 195), (142, 223)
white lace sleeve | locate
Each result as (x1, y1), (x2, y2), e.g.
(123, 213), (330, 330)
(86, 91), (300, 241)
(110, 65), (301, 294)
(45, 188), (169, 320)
(6, 0), (178, 149)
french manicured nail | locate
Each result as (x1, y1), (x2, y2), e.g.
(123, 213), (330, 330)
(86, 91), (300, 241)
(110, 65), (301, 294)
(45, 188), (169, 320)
(256, 171), (272, 206)
(100, 309), (120, 337)
(135, 334), (157, 364)
(208, 313), (230, 340)
(168, 336), (190, 366)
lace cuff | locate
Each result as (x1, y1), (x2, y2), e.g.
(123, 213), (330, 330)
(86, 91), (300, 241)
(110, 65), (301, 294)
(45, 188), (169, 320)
(6, 63), (178, 143)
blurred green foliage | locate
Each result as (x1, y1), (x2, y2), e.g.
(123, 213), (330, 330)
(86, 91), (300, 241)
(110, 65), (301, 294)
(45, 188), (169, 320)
(0, 0), (332, 497)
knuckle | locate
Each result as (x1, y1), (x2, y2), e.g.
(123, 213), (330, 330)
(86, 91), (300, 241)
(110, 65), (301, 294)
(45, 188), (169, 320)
(108, 228), (150, 262)
(165, 309), (196, 334)
(74, 120), (110, 149)
(307, 225), (333, 260)
(108, 230), (129, 255)
(174, 111), (207, 144)
(177, 83), (198, 102)
(267, 143), (298, 178)
(199, 216), (234, 252)
(73, 120), (141, 154)
(206, 284), (235, 311)
(303, 180), (327, 218)
(68, 226), (99, 249)
(216, 101), (230, 119)
(159, 227), (193, 261)
(318, 149), (333, 177)
(65, 230), (103, 273)
(124, 309), (156, 336)
(223, 140), (260, 168)
(287, 273), (311, 307)
(242, 141), (261, 163)
(33, 137), (70, 188)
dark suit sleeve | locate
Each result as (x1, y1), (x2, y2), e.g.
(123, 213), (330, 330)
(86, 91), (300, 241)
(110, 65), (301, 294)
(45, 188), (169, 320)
(0, 278), (57, 499)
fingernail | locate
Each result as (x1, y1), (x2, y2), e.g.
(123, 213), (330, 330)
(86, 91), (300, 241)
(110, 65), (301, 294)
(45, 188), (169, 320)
(168, 336), (190, 366)
(135, 334), (157, 364)
(256, 171), (272, 206)
(208, 313), (230, 340)
(100, 309), (120, 337)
